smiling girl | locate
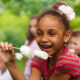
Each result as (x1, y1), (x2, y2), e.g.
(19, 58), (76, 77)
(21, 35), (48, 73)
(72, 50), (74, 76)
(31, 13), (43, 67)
(0, 2), (80, 80)
(30, 9), (80, 80)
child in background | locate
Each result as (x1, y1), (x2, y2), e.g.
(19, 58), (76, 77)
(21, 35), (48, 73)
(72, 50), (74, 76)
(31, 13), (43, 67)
(68, 29), (80, 57)
(0, 2), (80, 80)
(24, 15), (40, 79)
(0, 59), (12, 80)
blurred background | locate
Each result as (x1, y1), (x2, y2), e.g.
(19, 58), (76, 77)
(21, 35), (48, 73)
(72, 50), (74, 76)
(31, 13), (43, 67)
(0, 0), (80, 73)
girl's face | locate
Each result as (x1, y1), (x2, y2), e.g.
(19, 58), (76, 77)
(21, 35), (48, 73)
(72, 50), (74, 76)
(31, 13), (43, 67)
(68, 37), (80, 54)
(36, 14), (70, 56)
(30, 19), (37, 36)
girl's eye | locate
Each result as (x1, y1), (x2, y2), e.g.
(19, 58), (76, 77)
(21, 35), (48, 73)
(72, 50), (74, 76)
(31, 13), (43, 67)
(48, 30), (56, 36)
(48, 32), (56, 36)
(37, 32), (43, 36)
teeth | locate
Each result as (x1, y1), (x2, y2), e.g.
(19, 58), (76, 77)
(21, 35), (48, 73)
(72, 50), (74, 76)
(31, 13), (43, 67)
(42, 45), (52, 48)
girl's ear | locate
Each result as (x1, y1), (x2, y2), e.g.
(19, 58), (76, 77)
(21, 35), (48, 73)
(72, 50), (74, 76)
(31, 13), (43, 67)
(64, 30), (71, 43)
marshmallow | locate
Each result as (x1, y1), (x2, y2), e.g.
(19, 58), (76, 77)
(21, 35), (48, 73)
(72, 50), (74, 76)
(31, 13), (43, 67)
(20, 45), (32, 59)
(15, 53), (23, 60)
(33, 50), (48, 60)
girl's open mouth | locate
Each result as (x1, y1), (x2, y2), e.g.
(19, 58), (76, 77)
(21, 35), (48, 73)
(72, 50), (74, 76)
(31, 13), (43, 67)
(40, 45), (52, 52)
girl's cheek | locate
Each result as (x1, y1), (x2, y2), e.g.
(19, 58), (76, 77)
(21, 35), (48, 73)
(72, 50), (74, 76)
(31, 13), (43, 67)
(36, 37), (41, 43)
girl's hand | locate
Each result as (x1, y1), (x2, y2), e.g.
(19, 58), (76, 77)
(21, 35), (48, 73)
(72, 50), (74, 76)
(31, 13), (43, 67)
(0, 42), (15, 65)
(0, 42), (27, 80)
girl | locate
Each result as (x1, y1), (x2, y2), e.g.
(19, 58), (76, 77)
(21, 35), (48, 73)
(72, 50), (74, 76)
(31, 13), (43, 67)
(30, 10), (80, 80)
(24, 15), (40, 79)
(0, 2), (80, 80)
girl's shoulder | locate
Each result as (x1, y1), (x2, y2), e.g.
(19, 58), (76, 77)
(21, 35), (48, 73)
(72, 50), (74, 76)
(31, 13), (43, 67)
(58, 48), (80, 62)
(32, 57), (47, 65)
(24, 40), (37, 45)
(30, 40), (38, 45)
(24, 40), (29, 45)
(55, 48), (80, 78)
(25, 40), (37, 46)
(31, 57), (47, 71)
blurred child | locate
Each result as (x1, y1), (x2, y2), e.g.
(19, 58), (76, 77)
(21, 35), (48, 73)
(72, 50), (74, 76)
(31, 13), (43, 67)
(68, 29), (80, 57)
(0, 2), (80, 80)
(0, 59), (12, 80)
(24, 15), (40, 79)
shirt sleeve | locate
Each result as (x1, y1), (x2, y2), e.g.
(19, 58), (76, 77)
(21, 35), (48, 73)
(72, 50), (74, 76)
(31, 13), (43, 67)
(55, 56), (80, 77)
(31, 57), (41, 71)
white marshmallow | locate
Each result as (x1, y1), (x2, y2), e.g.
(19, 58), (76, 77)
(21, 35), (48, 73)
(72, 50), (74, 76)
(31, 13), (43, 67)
(20, 45), (32, 59)
(33, 50), (48, 60)
(15, 53), (23, 60)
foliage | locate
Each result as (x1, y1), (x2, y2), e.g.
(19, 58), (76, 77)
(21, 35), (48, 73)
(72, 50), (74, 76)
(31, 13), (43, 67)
(70, 17), (80, 30)
(0, 0), (80, 16)
(0, 11), (29, 47)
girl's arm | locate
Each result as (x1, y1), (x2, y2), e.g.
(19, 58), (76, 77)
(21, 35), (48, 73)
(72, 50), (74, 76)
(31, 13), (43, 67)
(49, 71), (71, 80)
(0, 42), (41, 80)
(29, 68), (42, 80)
(6, 62), (26, 80)
(0, 42), (26, 80)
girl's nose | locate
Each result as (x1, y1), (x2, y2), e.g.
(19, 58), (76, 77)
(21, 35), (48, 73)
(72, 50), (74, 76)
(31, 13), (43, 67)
(41, 35), (48, 44)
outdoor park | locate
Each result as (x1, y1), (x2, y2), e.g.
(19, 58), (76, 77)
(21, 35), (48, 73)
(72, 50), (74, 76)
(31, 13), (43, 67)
(0, 0), (80, 74)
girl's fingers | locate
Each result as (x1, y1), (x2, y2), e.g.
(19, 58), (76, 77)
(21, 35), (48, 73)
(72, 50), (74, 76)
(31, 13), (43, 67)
(8, 44), (15, 56)
(0, 42), (5, 49)
(4, 42), (9, 50)
(0, 42), (13, 51)
(8, 43), (13, 50)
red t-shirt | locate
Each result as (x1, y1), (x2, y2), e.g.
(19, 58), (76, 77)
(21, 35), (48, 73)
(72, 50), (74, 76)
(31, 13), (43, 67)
(31, 48), (80, 80)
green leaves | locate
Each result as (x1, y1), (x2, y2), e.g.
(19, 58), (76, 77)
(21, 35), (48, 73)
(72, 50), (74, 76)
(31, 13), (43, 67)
(0, 11), (29, 51)
(70, 17), (80, 30)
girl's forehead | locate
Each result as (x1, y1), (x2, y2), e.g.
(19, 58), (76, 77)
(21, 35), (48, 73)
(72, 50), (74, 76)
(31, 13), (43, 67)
(39, 14), (60, 22)
(38, 15), (65, 31)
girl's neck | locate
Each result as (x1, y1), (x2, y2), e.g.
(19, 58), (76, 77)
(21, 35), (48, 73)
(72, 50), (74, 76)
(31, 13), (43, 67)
(48, 47), (64, 69)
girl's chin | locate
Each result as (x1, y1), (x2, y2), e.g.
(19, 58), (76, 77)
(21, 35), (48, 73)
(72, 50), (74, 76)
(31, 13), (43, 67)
(41, 49), (54, 56)
(48, 51), (56, 56)
(41, 47), (52, 52)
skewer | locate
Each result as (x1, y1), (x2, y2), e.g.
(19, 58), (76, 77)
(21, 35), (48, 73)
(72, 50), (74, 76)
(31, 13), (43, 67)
(13, 47), (20, 50)
(48, 55), (52, 57)
(14, 47), (52, 58)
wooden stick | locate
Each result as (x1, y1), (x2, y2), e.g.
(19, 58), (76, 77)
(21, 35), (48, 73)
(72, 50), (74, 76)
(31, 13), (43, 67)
(48, 55), (52, 57)
(13, 47), (20, 50)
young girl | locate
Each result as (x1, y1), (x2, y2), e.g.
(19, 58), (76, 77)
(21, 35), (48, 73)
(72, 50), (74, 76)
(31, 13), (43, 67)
(30, 10), (80, 80)
(0, 2), (80, 80)
(24, 15), (40, 79)
(68, 29), (80, 57)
